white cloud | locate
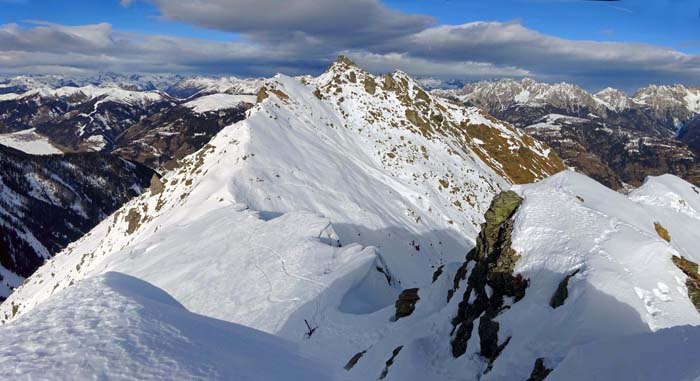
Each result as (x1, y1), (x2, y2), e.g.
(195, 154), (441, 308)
(349, 52), (531, 79)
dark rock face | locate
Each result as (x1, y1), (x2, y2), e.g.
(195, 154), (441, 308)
(343, 350), (367, 371)
(527, 358), (553, 381)
(550, 269), (580, 309)
(679, 116), (700, 156)
(671, 255), (700, 313)
(394, 288), (420, 321)
(0, 145), (155, 300)
(450, 191), (528, 368)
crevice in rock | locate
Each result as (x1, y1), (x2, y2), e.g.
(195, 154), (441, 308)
(449, 191), (528, 370)
(376, 266), (392, 286)
(550, 269), (580, 308)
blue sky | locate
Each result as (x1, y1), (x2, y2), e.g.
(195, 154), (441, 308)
(0, 0), (698, 90)
(390, 1), (699, 51)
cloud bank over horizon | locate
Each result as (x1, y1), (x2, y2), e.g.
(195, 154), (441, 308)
(1, 0), (699, 91)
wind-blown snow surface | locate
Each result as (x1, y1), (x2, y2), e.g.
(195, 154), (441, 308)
(3, 64), (700, 379)
(0, 272), (335, 381)
(548, 325), (700, 381)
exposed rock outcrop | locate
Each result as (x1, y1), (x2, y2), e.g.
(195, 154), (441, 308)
(550, 269), (580, 308)
(344, 350), (367, 371)
(450, 191), (528, 368)
(671, 255), (700, 313)
(149, 174), (165, 195)
(527, 358), (553, 381)
(394, 288), (420, 321)
(655, 222), (671, 242)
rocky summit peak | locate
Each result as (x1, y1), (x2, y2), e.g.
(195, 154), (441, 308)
(331, 55), (358, 69)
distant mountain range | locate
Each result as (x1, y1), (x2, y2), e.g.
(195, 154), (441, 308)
(0, 75), (260, 168)
(433, 78), (700, 189)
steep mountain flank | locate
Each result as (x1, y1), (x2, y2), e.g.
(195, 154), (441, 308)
(0, 145), (154, 300)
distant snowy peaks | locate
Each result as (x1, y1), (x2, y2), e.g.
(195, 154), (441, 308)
(167, 76), (264, 98)
(595, 87), (632, 112)
(0, 73), (265, 100)
(1, 84), (167, 106)
(435, 77), (700, 119)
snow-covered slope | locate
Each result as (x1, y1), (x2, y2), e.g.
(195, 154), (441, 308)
(0, 272), (335, 381)
(0, 129), (62, 155)
(548, 325), (700, 381)
(7, 59), (700, 380)
(474, 171), (700, 379)
(184, 93), (256, 114)
(1, 57), (563, 318)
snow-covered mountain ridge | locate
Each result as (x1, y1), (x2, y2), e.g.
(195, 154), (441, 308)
(3, 59), (700, 380)
(0, 57), (564, 316)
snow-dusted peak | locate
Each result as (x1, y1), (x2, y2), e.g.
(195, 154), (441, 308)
(435, 77), (606, 115)
(312, 57), (565, 185)
(634, 83), (700, 114)
(4, 64), (700, 380)
(595, 86), (632, 111)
